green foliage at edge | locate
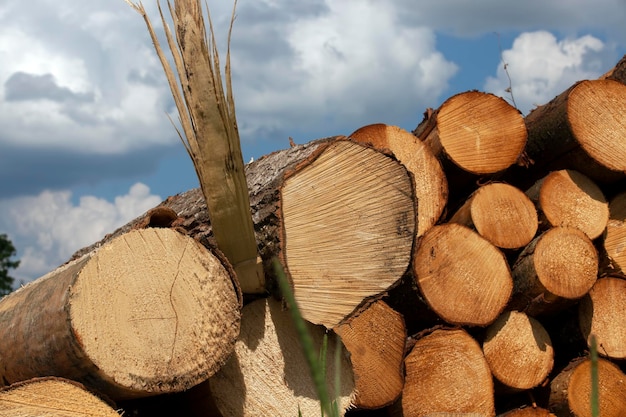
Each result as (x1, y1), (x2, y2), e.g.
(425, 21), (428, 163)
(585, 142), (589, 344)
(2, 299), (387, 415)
(0, 233), (20, 297)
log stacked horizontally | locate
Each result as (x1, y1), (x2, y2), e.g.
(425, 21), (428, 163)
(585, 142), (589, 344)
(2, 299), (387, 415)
(1, 55), (625, 416)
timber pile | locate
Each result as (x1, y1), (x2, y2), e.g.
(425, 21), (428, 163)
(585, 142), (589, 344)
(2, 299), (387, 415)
(0, 56), (625, 417)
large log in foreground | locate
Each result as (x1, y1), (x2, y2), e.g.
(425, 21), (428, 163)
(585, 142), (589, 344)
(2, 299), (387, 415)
(0, 228), (241, 400)
(0, 377), (121, 416)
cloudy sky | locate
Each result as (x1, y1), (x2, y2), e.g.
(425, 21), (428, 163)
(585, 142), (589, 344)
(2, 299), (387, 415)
(1, 0), (625, 285)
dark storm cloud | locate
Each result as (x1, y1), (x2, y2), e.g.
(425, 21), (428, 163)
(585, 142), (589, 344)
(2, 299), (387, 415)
(0, 144), (172, 198)
(4, 72), (94, 103)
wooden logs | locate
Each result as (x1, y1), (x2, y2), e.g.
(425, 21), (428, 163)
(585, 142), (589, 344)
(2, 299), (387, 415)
(413, 223), (513, 326)
(414, 91), (527, 175)
(498, 407), (556, 416)
(483, 311), (554, 391)
(349, 123), (448, 238)
(208, 298), (355, 417)
(604, 191), (626, 271)
(334, 300), (405, 409)
(548, 357), (626, 417)
(280, 139), (415, 328)
(510, 227), (598, 316)
(0, 228), (241, 400)
(578, 275), (626, 360)
(449, 182), (538, 249)
(0, 377), (121, 416)
(525, 170), (609, 240)
(402, 328), (495, 417)
(523, 79), (626, 184)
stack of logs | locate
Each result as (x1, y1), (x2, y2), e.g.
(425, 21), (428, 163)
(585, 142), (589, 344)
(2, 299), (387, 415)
(1, 57), (626, 417)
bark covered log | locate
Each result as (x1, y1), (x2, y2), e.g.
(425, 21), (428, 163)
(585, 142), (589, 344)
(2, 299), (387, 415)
(0, 377), (120, 416)
(0, 228), (241, 400)
(413, 223), (513, 326)
(208, 297), (355, 417)
(449, 182), (538, 249)
(402, 328), (495, 417)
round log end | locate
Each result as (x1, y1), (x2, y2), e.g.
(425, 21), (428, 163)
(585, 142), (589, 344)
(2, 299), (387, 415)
(437, 91), (527, 175)
(281, 139), (415, 328)
(605, 192), (626, 271)
(483, 311), (554, 390)
(538, 169), (609, 240)
(579, 276), (626, 360)
(69, 228), (241, 398)
(568, 79), (626, 172)
(414, 223), (513, 326)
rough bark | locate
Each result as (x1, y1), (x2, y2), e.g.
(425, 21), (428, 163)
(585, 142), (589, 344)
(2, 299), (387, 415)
(402, 328), (495, 417)
(334, 300), (405, 409)
(548, 357), (626, 417)
(525, 170), (608, 240)
(601, 53), (626, 85)
(518, 79), (626, 185)
(578, 275), (626, 360)
(510, 227), (598, 316)
(0, 377), (120, 416)
(449, 182), (538, 249)
(413, 223), (513, 326)
(483, 311), (554, 391)
(349, 123), (448, 238)
(208, 297), (355, 417)
(0, 228), (241, 400)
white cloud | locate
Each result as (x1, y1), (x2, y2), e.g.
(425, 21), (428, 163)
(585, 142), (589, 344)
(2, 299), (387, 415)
(0, 183), (162, 284)
(484, 31), (607, 114)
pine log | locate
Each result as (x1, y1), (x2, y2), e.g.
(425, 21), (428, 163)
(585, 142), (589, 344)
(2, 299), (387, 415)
(548, 357), (626, 417)
(349, 123), (448, 238)
(413, 91), (527, 176)
(449, 182), (538, 249)
(402, 328), (495, 417)
(520, 79), (626, 185)
(601, 53), (626, 85)
(483, 311), (554, 391)
(71, 137), (416, 329)
(0, 377), (120, 416)
(208, 297), (355, 417)
(498, 407), (555, 416)
(578, 275), (626, 360)
(603, 191), (626, 272)
(525, 170), (608, 240)
(510, 227), (598, 316)
(413, 223), (513, 326)
(334, 300), (405, 409)
(0, 228), (241, 400)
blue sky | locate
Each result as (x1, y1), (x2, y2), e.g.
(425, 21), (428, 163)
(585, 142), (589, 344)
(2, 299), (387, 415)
(1, 0), (625, 284)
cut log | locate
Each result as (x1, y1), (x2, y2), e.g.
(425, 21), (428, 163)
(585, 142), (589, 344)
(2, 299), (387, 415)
(449, 182), (538, 249)
(498, 407), (556, 416)
(603, 191), (626, 272)
(413, 91), (527, 176)
(548, 357), (626, 417)
(578, 275), (626, 360)
(413, 223), (513, 326)
(208, 297), (355, 417)
(0, 377), (120, 416)
(525, 170), (608, 240)
(402, 328), (495, 417)
(601, 53), (626, 85)
(72, 137), (416, 330)
(483, 311), (554, 391)
(349, 123), (448, 238)
(521, 79), (626, 185)
(0, 228), (241, 400)
(510, 227), (598, 316)
(334, 300), (405, 409)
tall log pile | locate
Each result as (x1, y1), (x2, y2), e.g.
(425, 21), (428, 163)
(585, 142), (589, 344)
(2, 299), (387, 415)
(1, 56), (626, 417)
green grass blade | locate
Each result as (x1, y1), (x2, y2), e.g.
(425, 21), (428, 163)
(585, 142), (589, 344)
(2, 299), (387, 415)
(590, 334), (600, 417)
